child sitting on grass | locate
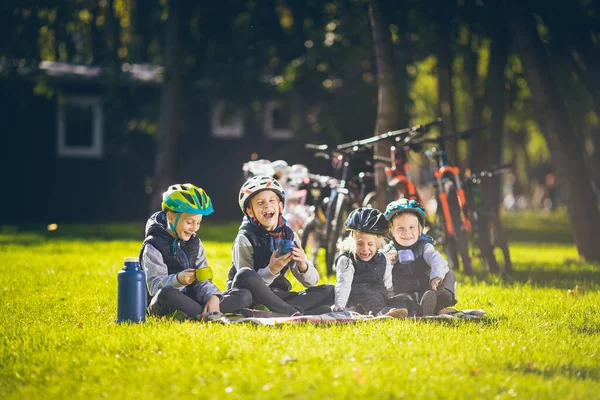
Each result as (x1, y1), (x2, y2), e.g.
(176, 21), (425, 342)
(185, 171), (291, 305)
(139, 183), (251, 321)
(225, 175), (334, 316)
(333, 208), (408, 318)
(383, 198), (457, 316)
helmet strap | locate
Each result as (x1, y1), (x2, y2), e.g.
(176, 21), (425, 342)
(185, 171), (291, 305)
(168, 212), (181, 239)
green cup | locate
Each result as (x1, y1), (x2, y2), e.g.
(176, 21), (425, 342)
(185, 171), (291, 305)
(195, 267), (214, 281)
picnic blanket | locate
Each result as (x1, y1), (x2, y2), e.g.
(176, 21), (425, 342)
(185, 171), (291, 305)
(226, 309), (486, 326)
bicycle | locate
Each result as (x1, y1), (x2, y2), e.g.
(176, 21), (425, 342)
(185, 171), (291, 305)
(299, 171), (335, 275)
(402, 127), (485, 275)
(302, 144), (375, 276)
(463, 164), (514, 276)
(336, 119), (442, 206)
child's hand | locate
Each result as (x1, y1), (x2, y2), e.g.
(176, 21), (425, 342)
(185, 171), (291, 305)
(203, 295), (221, 313)
(176, 269), (196, 285)
(430, 277), (442, 291)
(291, 246), (308, 273)
(268, 250), (293, 275)
(386, 249), (398, 263)
(333, 305), (345, 312)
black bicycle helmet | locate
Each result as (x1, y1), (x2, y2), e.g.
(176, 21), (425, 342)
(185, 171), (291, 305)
(345, 208), (389, 235)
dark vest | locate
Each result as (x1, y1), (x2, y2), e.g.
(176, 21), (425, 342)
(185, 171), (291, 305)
(139, 211), (200, 277)
(385, 235), (434, 294)
(342, 251), (387, 286)
(338, 251), (388, 304)
(227, 218), (295, 292)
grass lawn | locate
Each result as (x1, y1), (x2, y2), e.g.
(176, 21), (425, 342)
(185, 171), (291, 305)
(1, 210), (599, 399)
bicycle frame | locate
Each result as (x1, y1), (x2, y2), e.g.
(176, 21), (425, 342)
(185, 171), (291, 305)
(431, 154), (471, 237)
(385, 145), (421, 203)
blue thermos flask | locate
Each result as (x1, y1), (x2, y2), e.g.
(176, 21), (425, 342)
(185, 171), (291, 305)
(117, 257), (146, 323)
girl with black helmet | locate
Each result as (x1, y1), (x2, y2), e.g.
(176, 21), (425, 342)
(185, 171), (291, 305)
(383, 198), (458, 316)
(333, 208), (408, 318)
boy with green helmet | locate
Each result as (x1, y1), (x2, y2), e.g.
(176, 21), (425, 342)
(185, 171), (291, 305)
(383, 198), (457, 316)
(139, 183), (251, 321)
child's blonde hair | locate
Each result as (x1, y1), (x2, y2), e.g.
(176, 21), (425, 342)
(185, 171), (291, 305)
(339, 230), (387, 254)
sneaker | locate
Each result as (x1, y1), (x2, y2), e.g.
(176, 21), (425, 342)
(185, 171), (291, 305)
(420, 290), (437, 316)
(199, 311), (230, 323)
(434, 289), (454, 314)
(384, 308), (409, 319)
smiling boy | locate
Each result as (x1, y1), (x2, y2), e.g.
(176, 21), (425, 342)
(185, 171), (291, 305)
(139, 184), (251, 321)
(384, 198), (457, 316)
(225, 175), (334, 316)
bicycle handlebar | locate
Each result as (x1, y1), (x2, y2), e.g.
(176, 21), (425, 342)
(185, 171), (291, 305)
(305, 143), (329, 152)
(465, 163), (513, 184)
(403, 125), (487, 151)
(335, 118), (443, 151)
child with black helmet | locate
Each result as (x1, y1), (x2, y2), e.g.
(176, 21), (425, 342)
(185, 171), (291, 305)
(139, 183), (251, 321)
(333, 208), (408, 318)
(383, 198), (458, 316)
(225, 175), (334, 316)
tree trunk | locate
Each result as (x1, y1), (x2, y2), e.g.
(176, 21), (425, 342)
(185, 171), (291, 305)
(368, 0), (400, 211)
(508, 2), (600, 261)
(480, 19), (510, 212)
(434, 10), (457, 164)
(150, 1), (183, 212)
(465, 31), (486, 176)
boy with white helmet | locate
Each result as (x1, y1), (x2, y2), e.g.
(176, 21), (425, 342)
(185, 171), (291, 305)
(139, 183), (251, 321)
(226, 175), (334, 316)
(383, 198), (457, 316)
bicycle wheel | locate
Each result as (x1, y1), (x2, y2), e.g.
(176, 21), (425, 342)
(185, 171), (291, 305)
(301, 217), (324, 275)
(362, 191), (377, 208)
(475, 214), (502, 274)
(436, 195), (460, 270)
(326, 194), (351, 276)
(445, 181), (473, 275)
(486, 211), (513, 276)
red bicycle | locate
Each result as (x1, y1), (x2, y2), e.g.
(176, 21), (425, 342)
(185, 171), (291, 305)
(402, 127), (485, 275)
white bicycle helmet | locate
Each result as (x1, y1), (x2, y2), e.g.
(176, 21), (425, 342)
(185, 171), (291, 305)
(271, 160), (289, 182)
(238, 175), (286, 214)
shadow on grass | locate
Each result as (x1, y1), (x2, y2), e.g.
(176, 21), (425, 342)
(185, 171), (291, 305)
(502, 209), (574, 244)
(460, 260), (600, 291)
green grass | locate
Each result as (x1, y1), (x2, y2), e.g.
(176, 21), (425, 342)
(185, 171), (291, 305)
(1, 210), (599, 399)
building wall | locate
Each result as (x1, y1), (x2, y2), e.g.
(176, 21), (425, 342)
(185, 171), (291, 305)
(0, 79), (330, 225)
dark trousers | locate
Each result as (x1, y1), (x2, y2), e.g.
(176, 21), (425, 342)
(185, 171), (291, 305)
(390, 269), (458, 314)
(348, 283), (390, 315)
(228, 268), (335, 315)
(148, 285), (252, 319)
(393, 269), (458, 302)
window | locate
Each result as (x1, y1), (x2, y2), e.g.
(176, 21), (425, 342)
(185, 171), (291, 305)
(211, 101), (244, 138)
(264, 101), (293, 139)
(57, 95), (103, 158)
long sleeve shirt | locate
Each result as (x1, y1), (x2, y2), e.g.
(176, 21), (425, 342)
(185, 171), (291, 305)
(142, 242), (222, 304)
(422, 243), (449, 281)
(231, 232), (319, 288)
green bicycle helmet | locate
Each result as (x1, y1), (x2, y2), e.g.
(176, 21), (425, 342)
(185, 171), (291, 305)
(384, 198), (426, 226)
(162, 183), (214, 215)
